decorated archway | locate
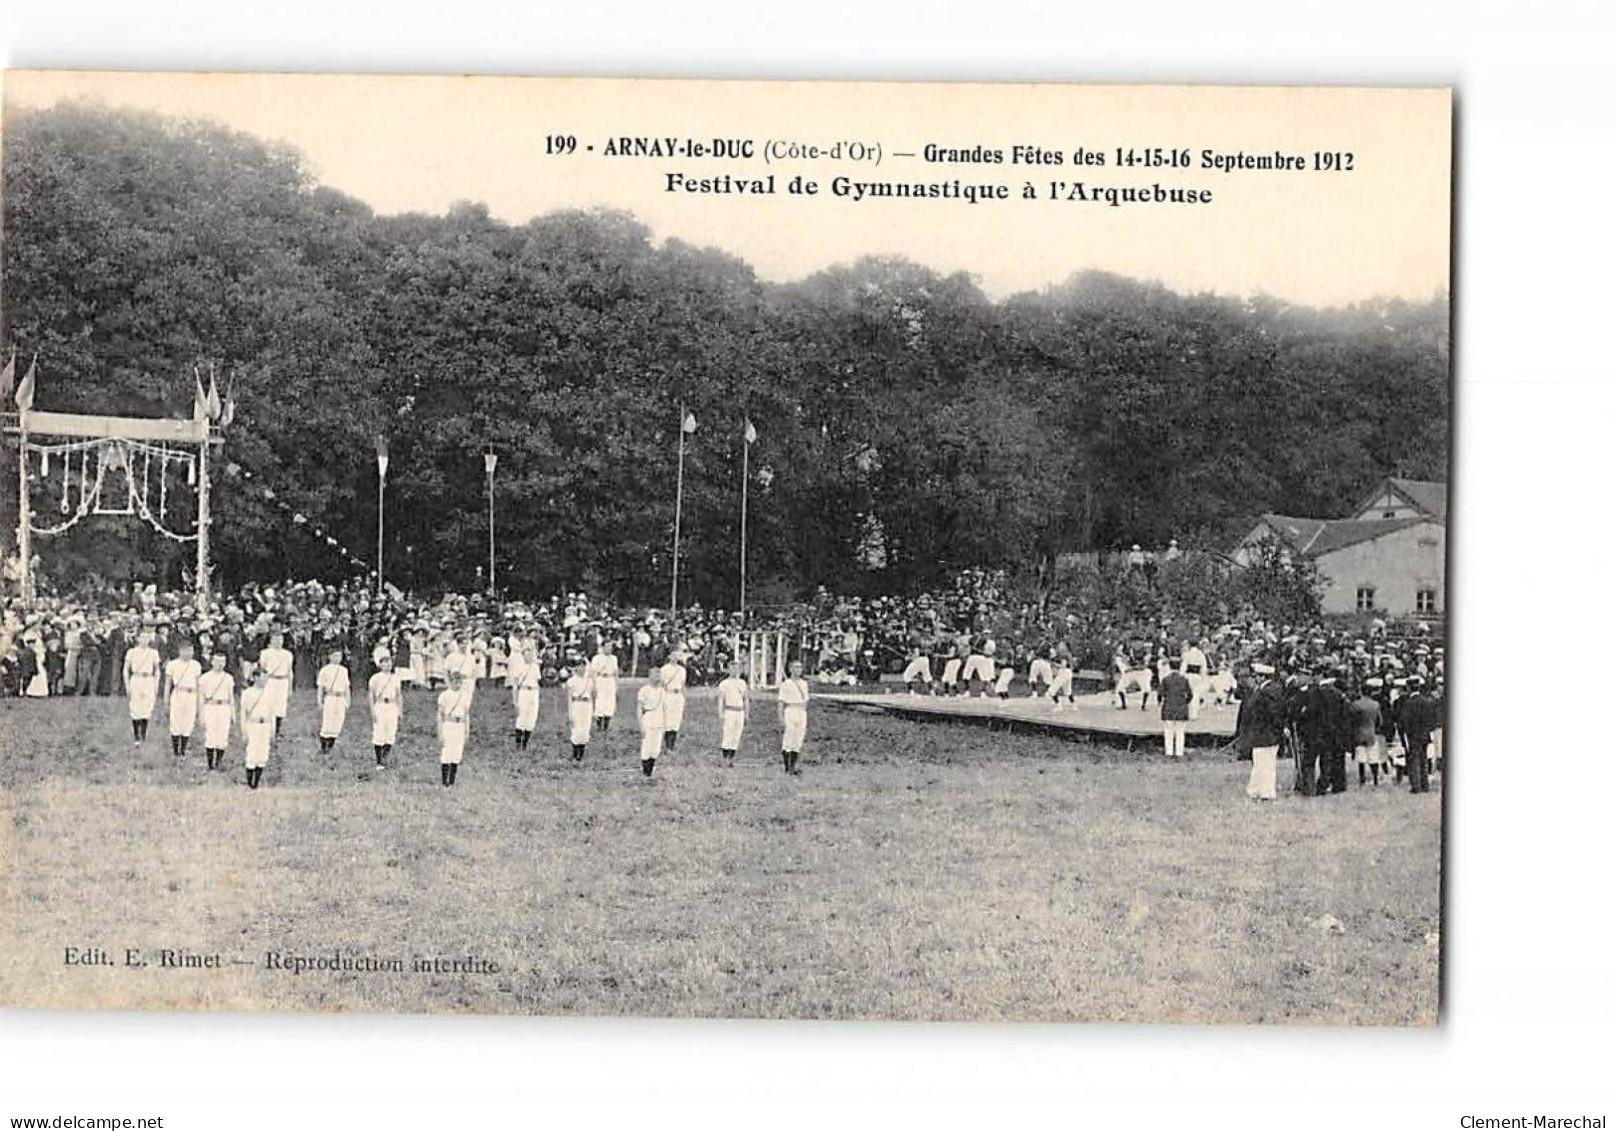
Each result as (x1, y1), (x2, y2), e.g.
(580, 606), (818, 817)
(6, 365), (227, 605)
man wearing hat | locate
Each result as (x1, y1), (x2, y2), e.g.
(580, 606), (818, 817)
(1398, 675), (1441, 794)
(1158, 657), (1193, 759)
(1288, 671), (1329, 796)
(368, 646), (404, 768)
(1352, 678), (1386, 786)
(1315, 670), (1354, 795)
(1239, 661), (1285, 801)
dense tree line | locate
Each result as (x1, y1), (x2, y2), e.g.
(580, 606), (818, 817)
(1, 103), (1449, 605)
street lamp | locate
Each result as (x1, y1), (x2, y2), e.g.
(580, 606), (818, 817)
(483, 447), (498, 595)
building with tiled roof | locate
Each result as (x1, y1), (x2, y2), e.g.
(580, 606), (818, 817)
(1234, 477), (1447, 619)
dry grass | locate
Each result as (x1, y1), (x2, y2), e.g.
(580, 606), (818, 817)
(0, 686), (1440, 1023)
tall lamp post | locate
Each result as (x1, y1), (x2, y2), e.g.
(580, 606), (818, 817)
(484, 447), (498, 595)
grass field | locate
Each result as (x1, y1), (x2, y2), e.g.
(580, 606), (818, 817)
(0, 685), (1441, 1024)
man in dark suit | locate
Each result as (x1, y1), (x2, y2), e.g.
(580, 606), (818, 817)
(1158, 657), (1193, 759)
(1399, 676), (1442, 794)
(1240, 661), (1287, 801)
(1315, 671), (1355, 795)
(1288, 672), (1324, 795)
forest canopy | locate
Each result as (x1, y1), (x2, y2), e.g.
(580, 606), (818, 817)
(0, 102), (1449, 604)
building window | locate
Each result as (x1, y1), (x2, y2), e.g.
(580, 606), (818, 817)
(1416, 587), (1438, 614)
(1356, 586), (1377, 612)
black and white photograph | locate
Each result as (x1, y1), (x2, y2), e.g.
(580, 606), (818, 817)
(0, 72), (1452, 1026)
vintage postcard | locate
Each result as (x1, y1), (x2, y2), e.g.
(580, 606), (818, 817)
(0, 73), (1450, 1022)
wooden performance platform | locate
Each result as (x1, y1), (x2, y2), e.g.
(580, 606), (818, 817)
(816, 690), (1239, 747)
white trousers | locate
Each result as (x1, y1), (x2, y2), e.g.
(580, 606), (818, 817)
(168, 690), (198, 737)
(639, 724), (663, 761)
(244, 721), (274, 768)
(961, 655), (994, 684)
(371, 703), (400, 745)
(1028, 659), (1053, 691)
(201, 704), (232, 749)
(1162, 719), (1187, 758)
(568, 701), (593, 745)
(592, 678), (618, 719)
(663, 691), (686, 732)
(1247, 745), (1279, 800)
(128, 675), (158, 720)
(782, 706), (807, 752)
(514, 687), (539, 731)
(902, 657), (933, 684)
(319, 697), (348, 739)
(721, 710), (746, 750)
(440, 720), (467, 764)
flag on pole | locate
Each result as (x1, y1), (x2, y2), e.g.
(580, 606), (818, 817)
(375, 434), (390, 479)
(15, 355), (37, 412)
(744, 417), (757, 445)
(193, 368), (208, 420)
(219, 373), (236, 428)
(682, 411), (698, 434)
(206, 371), (223, 422)
(0, 349), (14, 402)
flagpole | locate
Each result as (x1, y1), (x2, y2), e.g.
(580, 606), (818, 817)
(195, 420), (210, 605)
(671, 402), (686, 626)
(376, 443), (387, 598)
(484, 448), (498, 597)
(739, 424), (749, 614)
(16, 411), (32, 605)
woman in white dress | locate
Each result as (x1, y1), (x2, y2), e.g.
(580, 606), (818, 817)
(23, 633), (48, 698)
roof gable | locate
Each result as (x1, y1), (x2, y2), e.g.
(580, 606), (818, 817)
(1356, 476), (1447, 521)
(1388, 478), (1447, 520)
(1308, 516), (1430, 556)
(1252, 513), (1432, 557)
